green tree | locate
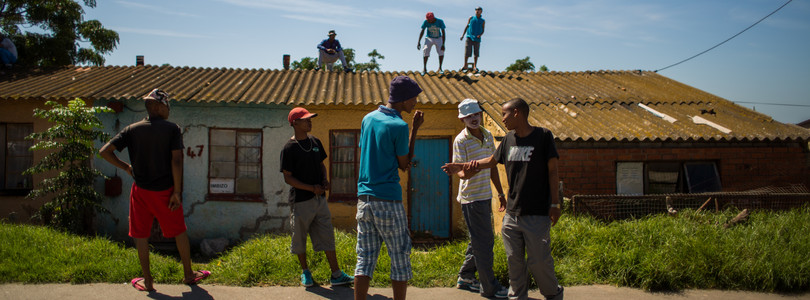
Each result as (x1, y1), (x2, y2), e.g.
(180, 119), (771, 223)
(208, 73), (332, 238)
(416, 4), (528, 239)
(506, 56), (535, 72)
(0, 0), (119, 67)
(25, 99), (113, 234)
(539, 64), (549, 72)
(291, 57), (318, 70)
(354, 49), (384, 72)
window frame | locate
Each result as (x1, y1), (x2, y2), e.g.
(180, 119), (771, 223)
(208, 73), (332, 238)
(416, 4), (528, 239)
(206, 127), (264, 202)
(1, 123), (34, 195)
(616, 160), (721, 195)
(328, 129), (360, 202)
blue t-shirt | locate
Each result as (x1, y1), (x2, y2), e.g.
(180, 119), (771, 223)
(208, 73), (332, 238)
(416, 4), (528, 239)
(465, 16), (485, 42)
(357, 106), (410, 201)
(421, 19), (445, 39)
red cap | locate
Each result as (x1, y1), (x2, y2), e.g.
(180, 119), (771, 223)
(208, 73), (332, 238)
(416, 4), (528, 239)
(426, 12), (435, 21)
(288, 107), (317, 126)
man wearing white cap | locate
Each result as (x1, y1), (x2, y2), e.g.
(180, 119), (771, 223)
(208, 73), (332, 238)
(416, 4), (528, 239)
(450, 99), (508, 298)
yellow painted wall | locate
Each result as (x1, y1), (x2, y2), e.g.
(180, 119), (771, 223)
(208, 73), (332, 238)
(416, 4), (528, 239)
(0, 100), (74, 223)
(301, 104), (475, 238)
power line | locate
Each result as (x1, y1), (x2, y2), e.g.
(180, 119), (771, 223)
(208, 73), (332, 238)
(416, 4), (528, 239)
(734, 101), (810, 108)
(655, 0), (792, 73)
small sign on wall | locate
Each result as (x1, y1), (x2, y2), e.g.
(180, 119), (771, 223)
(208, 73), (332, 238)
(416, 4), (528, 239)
(210, 178), (234, 194)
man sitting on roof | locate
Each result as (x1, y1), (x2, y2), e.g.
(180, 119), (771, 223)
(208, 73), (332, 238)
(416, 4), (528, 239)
(317, 30), (352, 73)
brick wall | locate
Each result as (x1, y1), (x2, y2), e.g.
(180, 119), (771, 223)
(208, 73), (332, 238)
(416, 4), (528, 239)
(556, 142), (810, 197)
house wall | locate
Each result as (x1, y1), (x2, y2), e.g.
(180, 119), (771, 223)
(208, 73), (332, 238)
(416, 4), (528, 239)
(0, 99), (74, 223)
(556, 142), (810, 196)
(303, 104), (472, 238)
(94, 99), (291, 244)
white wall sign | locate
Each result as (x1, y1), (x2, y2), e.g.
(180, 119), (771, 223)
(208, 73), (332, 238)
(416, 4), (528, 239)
(209, 178), (234, 194)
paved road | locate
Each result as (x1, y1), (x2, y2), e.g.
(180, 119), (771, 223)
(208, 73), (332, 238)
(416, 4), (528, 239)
(2, 283), (809, 300)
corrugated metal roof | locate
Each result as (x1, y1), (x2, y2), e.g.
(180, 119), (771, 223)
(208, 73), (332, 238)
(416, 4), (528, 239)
(1, 66), (807, 142)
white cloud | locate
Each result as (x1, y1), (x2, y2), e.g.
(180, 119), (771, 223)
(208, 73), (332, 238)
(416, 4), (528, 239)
(282, 14), (358, 27)
(115, 27), (208, 39)
(115, 1), (200, 18)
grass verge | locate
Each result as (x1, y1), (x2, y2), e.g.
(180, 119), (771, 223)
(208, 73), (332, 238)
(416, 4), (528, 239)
(1, 207), (809, 292)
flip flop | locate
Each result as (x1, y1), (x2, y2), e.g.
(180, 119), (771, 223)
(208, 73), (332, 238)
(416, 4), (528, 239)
(184, 270), (211, 285)
(130, 277), (154, 292)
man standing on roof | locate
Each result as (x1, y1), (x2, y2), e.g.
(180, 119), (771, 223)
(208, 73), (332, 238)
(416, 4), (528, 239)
(317, 30), (352, 73)
(417, 12), (446, 74)
(99, 89), (210, 292)
(443, 98), (565, 300)
(460, 6), (485, 72)
(450, 99), (509, 299)
(354, 76), (424, 300)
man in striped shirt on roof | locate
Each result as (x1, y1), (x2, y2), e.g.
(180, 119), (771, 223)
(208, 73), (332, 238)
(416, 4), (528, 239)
(451, 99), (509, 299)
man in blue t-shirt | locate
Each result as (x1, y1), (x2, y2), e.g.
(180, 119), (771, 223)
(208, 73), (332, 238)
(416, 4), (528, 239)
(460, 7), (485, 72)
(354, 76), (425, 300)
(317, 30), (352, 73)
(417, 12), (446, 74)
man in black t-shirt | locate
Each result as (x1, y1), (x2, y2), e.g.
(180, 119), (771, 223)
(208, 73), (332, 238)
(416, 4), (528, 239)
(100, 89), (209, 291)
(443, 98), (564, 300)
(280, 107), (354, 287)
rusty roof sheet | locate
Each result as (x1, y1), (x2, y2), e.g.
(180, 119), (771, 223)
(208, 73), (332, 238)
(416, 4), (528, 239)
(1, 66), (807, 142)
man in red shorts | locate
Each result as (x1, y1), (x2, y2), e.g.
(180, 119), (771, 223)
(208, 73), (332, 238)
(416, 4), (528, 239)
(100, 88), (209, 292)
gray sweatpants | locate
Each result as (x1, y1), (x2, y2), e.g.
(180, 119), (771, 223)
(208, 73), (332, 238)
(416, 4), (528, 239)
(458, 199), (503, 296)
(501, 214), (561, 300)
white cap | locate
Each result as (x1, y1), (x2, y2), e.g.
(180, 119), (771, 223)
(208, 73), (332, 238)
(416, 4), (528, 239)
(458, 98), (483, 118)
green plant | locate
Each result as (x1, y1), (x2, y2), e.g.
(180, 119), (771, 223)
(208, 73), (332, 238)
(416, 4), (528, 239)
(24, 98), (113, 234)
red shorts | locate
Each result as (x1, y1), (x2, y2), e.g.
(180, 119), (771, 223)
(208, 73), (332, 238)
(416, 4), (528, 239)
(129, 183), (187, 239)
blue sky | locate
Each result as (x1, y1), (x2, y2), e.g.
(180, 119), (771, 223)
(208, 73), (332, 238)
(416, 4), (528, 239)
(82, 0), (810, 124)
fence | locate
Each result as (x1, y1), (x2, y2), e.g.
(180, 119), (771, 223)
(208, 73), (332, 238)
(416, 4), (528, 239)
(571, 192), (810, 221)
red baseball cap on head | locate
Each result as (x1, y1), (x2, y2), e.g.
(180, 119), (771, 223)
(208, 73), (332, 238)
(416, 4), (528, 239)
(288, 107), (317, 126)
(426, 12), (435, 21)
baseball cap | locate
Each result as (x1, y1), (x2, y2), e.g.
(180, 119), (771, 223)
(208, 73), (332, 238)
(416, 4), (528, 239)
(388, 76), (422, 104)
(426, 12), (435, 21)
(458, 99), (483, 118)
(288, 107), (318, 126)
(143, 88), (170, 107)
(475, 6), (482, 10)
(328, 30), (336, 36)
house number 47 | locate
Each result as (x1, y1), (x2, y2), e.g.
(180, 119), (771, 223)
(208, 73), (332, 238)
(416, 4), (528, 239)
(186, 145), (204, 158)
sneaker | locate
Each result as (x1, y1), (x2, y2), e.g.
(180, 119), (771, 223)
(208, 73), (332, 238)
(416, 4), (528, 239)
(456, 277), (480, 292)
(300, 270), (314, 287)
(493, 286), (509, 299)
(546, 286), (564, 300)
(344, 67), (353, 73)
(330, 270), (354, 286)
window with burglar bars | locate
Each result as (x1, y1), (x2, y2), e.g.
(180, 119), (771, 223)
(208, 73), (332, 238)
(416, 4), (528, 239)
(207, 128), (263, 201)
(1, 123), (34, 194)
(329, 130), (360, 202)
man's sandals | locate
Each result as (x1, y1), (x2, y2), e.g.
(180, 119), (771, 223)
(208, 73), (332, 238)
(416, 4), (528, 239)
(130, 270), (210, 291)
(184, 270), (211, 285)
(130, 277), (155, 292)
